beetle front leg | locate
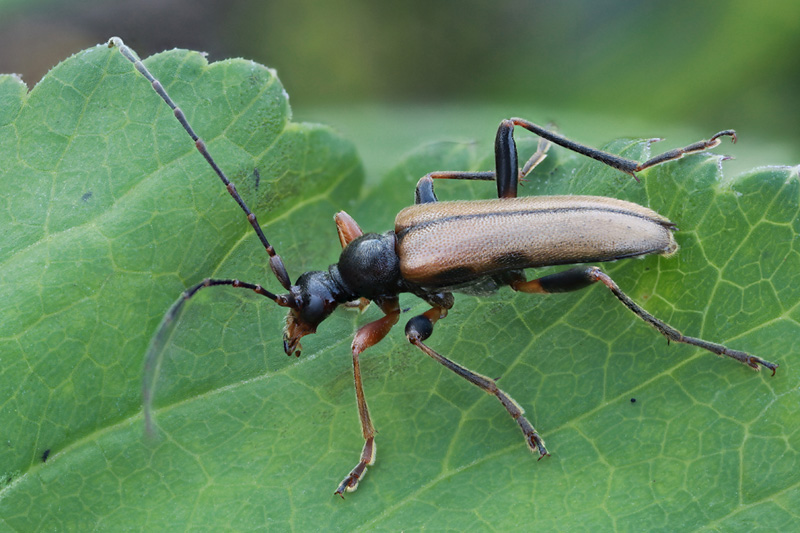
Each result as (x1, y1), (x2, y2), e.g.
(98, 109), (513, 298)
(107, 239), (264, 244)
(412, 131), (550, 203)
(335, 298), (400, 497)
(334, 212), (370, 311)
(413, 171), (497, 204)
(511, 267), (778, 374)
(404, 306), (549, 458)
(334, 211), (364, 248)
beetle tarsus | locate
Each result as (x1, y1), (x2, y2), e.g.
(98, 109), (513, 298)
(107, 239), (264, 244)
(742, 353), (778, 375)
(334, 436), (376, 498)
(710, 129), (737, 144)
(634, 129), (738, 172)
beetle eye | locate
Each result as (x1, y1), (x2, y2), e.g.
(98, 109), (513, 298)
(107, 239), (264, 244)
(301, 294), (325, 325)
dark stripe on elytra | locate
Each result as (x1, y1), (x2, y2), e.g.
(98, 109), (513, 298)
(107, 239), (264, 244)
(492, 251), (531, 268)
(428, 266), (477, 284)
(412, 244), (672, 286)
(396, 205), (675, 243)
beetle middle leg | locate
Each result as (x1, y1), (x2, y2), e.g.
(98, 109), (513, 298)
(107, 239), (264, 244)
(511, 267), (778, 373)
(413, 129), (551, 203)
(404, 305), (549, 458)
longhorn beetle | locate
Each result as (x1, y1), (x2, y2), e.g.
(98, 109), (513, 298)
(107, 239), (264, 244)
(110, 38), (778, 497)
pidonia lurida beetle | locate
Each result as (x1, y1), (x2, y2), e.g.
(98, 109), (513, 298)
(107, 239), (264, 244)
(109, 38), (778, 497)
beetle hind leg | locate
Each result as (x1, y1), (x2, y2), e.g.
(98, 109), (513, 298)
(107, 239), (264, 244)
(512, 266), (778, 374)
(586, 267), (778, 374)
(405, 306), (549, 458)
(510, 117), (736, 180)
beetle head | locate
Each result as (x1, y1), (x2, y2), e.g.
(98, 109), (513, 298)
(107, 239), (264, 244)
(282, 270), (341, 357)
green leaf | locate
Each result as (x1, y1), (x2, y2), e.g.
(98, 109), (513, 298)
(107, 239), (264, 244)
(2, 42), (799, 531)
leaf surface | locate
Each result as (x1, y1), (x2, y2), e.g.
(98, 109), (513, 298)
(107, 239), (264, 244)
(1, 43), (798, 531)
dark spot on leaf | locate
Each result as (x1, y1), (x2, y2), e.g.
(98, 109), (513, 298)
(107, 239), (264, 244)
(630, 398), (637, 403)
(81, 191), (93, 202)
(41, 449), (50, 462)
(252, 168), (261, 190)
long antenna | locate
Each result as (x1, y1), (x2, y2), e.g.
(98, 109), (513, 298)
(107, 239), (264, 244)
(108, 38), (298, 434)
(141, 278), (287, 435)
(108, 37), (292, 290)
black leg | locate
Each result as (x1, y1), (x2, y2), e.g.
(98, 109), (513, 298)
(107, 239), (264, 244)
(511, 266), (778, 374)
(414, 115), (732, 203)
(414, 175), (441, 204)
(495, 119), (520, 198)
(510, 117), (736, 180)
(412, 168), (529, 204)
(404, 306), (549, 458)
(413, 122), (551, 202)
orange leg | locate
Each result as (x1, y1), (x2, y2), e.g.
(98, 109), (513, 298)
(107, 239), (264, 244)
(334, 211), (370, 311)
(335, 298), (400, 497)
(334, 211), (363, 248)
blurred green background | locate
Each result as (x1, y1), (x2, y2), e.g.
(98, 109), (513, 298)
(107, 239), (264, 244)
(1, 0), (798, 180)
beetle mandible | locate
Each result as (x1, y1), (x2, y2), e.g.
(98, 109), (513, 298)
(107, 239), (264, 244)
(110, 38), (778, 497)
